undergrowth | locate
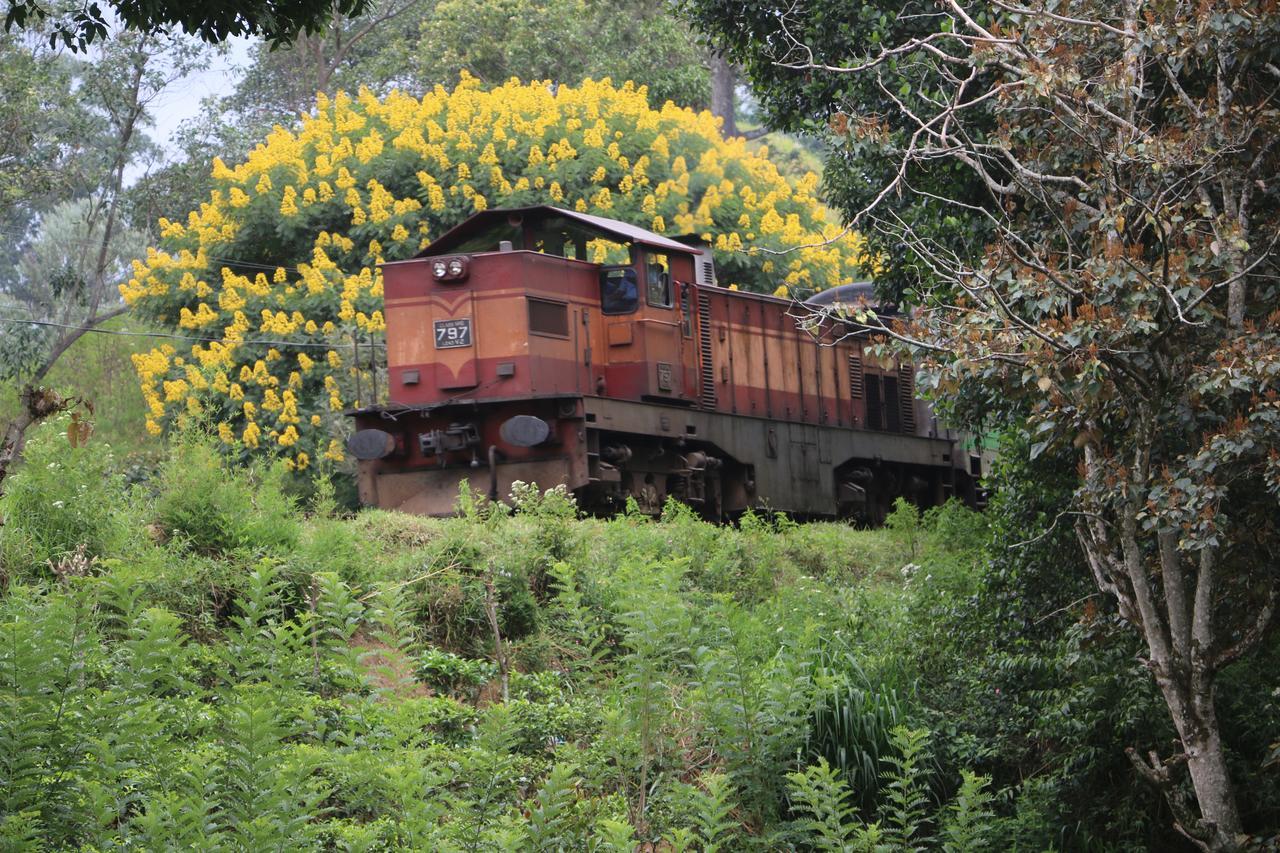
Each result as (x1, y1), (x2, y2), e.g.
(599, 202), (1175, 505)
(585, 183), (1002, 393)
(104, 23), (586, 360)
(4, 421), (1214, 849)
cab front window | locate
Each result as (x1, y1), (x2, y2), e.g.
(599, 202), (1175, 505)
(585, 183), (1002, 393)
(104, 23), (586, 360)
(601, 266), (639, 314)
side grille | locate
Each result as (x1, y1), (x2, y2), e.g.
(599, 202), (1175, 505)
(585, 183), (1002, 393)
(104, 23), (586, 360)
(898, 364), (916, 433)
(848, 353), (863, 399)
(698, 292), (717, 409)
(697, 258), (717, 286)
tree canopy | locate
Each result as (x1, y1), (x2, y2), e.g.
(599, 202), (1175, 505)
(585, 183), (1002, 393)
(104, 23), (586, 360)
(4, 0), (365, 50)
(127, 0), (723, 228)
(689, 0), (1280, 846)
(123, 77), (872, 470)
(0, 28), (210, 491)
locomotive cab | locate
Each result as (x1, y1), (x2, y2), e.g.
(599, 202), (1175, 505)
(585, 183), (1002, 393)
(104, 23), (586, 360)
(379, 206), (701, 406)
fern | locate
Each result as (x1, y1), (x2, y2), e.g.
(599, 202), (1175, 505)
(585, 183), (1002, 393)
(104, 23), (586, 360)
(940, 769), (995, 852)
(313, 571), (365, 686)
(661, 826), (699, 852)
(693, 605), (816, 825)
(212, 687), (328, 849)
(126, 760), (221, 849)
(613, 557), (693, 830)
(446, 706), (523, 852)
(0, 587), (97, 845)
(524, 762), (584, 851)
(689, 771), (737, 853)
(785, 757), (877, 852)
(547, 560), (608, 683)
(115, 605), (193, 696)
(221, 559), (287, 684)
(0, 809), (43, 850)
(879, 726), (933, 851)
(589, 818), (636, 852)
(360, 583), (418, 698)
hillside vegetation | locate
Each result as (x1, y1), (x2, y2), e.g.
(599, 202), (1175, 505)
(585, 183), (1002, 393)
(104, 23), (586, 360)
(2, 420), (1278, 850)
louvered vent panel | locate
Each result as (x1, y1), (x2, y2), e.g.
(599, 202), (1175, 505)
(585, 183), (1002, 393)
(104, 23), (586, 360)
(848, 353), (863, 399)
(898, 364), (916, 433)
(884, 376), (901, 432)
(698, 259), (717, 286)
(698, 293), (717, 409)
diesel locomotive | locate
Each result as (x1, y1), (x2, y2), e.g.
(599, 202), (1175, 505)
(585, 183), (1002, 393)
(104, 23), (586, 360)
(347, 205), (985, 519)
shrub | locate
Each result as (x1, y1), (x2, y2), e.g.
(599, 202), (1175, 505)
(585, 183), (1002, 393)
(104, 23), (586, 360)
(0, 417), (128, 580)
(804, 647), (911, 816)
(416, 648), (497, 699)
(152, 436), (299, 556)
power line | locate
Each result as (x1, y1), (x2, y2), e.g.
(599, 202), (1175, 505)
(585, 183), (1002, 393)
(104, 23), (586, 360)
(0, 316), (387, 350)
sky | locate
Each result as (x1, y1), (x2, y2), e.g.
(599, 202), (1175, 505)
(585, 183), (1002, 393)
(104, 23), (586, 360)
(148, 36), (251, 153)
(117, 36), (251, 186)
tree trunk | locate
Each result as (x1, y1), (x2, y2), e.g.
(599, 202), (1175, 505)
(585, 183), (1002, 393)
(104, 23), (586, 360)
(710, 52), (737, 138)
(0, 407), (36, 497)
(1078, 439), (1246, 851)
(0, 385), (79, 498)
(1121, 622), (1246, 852)
(1178, 694), (1243, 851)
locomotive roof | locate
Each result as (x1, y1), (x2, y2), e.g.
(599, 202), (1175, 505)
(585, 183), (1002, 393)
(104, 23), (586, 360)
(417, 205), (703, 258)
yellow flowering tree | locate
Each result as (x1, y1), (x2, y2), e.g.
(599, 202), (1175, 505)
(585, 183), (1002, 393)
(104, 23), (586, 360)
(123, 76), (872, 468)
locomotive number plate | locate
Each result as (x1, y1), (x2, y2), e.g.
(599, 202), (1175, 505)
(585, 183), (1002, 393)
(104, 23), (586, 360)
(433, 318), (472, 348)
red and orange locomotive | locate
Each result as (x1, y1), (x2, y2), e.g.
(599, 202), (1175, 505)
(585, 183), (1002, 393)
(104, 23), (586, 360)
(348, 205), (984, 519)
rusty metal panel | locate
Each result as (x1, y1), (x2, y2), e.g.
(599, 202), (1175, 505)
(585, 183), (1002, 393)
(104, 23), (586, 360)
(369, 458), (579, 517)
(787, 422), (820, 488)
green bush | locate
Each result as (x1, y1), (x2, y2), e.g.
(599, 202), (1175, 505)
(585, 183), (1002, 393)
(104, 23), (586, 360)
(153, 436), (299, 556)
(805, 648), (911, 816)
(416, 648), (497, 699)
(2, 441), (1272, 849)
(0, 417), (129, 581)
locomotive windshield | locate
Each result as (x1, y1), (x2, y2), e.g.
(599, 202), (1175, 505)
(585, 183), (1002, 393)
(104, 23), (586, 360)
(600, 267), (639, 314)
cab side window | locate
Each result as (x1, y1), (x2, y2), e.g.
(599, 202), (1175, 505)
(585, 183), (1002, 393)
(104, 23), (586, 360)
(601, 267), (639, 314)
(646, 253), (672, 307)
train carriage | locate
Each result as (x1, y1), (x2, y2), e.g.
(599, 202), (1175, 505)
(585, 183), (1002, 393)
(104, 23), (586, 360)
(348, 205), (984, 519)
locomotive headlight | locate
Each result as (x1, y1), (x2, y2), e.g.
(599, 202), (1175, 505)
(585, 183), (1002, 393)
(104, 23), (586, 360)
(431, 261), (448, 278)
(447, 258), (464, 276)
